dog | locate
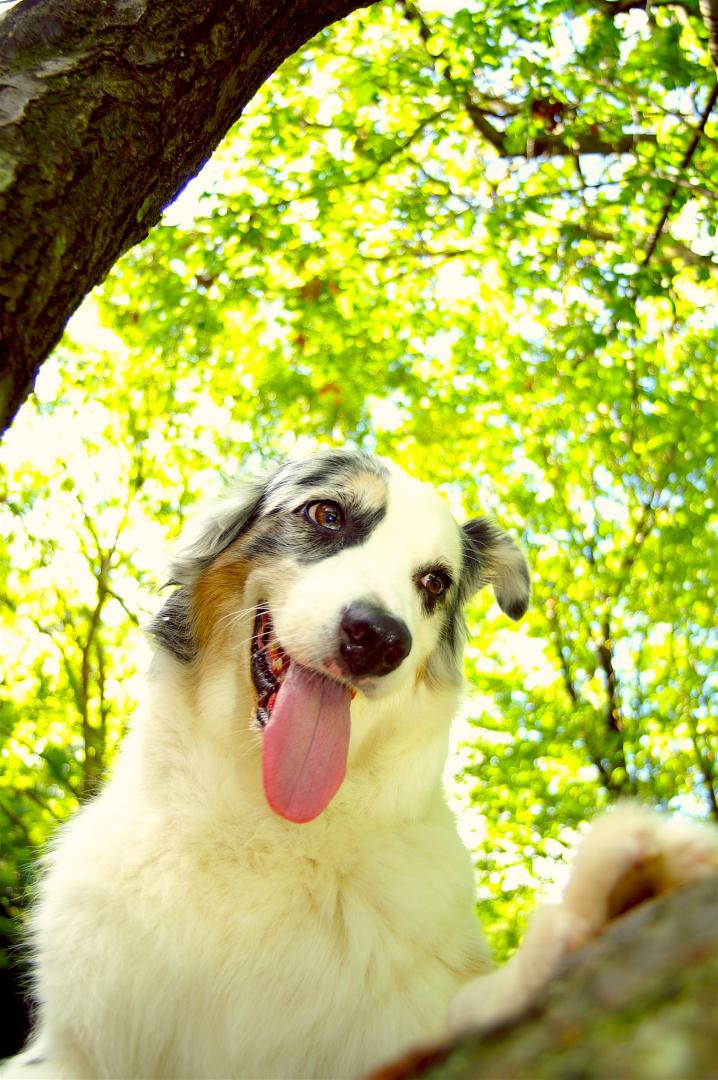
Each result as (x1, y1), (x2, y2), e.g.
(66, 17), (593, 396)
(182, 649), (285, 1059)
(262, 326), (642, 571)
(4, 449), (717, 1079)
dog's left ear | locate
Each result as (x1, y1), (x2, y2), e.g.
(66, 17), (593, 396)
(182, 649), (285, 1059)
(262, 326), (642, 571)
(461, 518), (530, 620)
(168, 477), (266, 586)
(149, 478), (267, 663)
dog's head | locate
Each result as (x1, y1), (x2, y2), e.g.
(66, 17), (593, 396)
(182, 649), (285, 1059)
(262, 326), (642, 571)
(151, 450), (529, 823)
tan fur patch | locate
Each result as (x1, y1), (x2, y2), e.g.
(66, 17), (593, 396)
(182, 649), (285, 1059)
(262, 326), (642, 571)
(351, 471), (387, 504)
(193, 558), (249, 652)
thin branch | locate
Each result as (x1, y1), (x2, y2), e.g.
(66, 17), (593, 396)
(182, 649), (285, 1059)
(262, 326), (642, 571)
(637, 171), (718, 201)
(18, 786), (64, 822)
(30, 617), (84, 719)
(239, 107), (449, 215)
(0, 724), (82, 801)
(359, 245), (474, 264)
(642, 81), (718, 268)
(597, 617), (624, 736)
(692, 734), (718, 821)
(594, 0), (700, 16)
(0, 793), (34, 846)
(95, 635), (110, 765)
(545, 597), (579, 705)
(106, 588), (141, 626)
(401, 0), (657, 160)
(79, 556), (112, 798)
(616, 483), (664, 581)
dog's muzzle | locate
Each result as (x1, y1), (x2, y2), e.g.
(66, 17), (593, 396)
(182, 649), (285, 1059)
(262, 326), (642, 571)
(339, 603), (412, 678)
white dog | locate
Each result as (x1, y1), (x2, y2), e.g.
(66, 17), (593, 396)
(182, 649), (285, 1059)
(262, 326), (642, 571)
(5, 451), (716, 1079)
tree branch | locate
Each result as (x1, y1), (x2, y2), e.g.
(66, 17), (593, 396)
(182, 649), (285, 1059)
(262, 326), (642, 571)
(597, 617), (623, 736)
(642, 81), (718, 268)
(592, 615), (636, 797)
(579, 223), (717, 268)
(699, 0), (718, 65)
(376, 876), (718, 1080)
(545, 597), (579, 706)
(0, 0), (373, 435)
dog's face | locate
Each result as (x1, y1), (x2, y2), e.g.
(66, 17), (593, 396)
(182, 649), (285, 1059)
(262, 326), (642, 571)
(152, 451), (529, 822)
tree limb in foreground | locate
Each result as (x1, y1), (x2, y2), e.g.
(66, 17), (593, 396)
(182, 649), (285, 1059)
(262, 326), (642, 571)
(375, 874), (718, 1080)
(0, 0), (372, 436)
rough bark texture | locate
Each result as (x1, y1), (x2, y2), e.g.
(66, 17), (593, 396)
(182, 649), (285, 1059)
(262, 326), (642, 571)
(699, 0), (718, 66)
(377, 875), (718, 1080)
(0, 0), (370, 435)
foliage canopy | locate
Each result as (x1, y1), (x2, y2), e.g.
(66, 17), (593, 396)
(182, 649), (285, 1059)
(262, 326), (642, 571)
(1, 0), (716, 965)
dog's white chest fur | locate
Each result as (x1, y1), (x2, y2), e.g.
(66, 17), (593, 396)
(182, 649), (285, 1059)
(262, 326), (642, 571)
(33, 738), (487, 1079)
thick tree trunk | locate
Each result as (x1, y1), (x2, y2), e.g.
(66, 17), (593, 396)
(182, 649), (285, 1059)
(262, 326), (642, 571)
(0, 0), (369, 435)
(378, 875), (718, 1080)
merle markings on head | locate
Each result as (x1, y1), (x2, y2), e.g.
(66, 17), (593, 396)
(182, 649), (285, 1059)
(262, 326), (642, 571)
(150, 449), (530, 822)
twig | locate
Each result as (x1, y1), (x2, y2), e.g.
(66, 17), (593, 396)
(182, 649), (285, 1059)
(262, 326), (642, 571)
(641, 81), (718, 268)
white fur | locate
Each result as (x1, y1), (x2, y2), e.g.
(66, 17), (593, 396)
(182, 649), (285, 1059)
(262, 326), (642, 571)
(4, 462), (716, 1079)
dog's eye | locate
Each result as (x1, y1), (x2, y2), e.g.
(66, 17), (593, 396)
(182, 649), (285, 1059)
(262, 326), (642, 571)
(418, 571), (451, 598)
(305, 500), (345, 532)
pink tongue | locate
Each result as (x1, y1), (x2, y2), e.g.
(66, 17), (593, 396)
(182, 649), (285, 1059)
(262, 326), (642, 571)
(262, 663), (351, 823)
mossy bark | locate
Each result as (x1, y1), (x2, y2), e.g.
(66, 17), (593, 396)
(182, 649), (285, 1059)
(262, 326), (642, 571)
(0, 0), (368, 434)
(378, 875), (718, 1080)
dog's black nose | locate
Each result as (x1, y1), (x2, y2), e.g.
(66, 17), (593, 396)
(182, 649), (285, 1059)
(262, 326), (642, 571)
(339, 604), (412, 678)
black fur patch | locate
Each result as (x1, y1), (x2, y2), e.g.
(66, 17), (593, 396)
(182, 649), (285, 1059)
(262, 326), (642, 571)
(460, 519), (495, 596)
(439, 590), (465, 662)
(414, 564), (454, 617)
(241, 450), (388, 562)
(501, 581), (530, 621)
(275, 450), (385, 491)
(149, 588), (198, 663)
(246, 499), (386, 562)
(461, 517), (530, 620)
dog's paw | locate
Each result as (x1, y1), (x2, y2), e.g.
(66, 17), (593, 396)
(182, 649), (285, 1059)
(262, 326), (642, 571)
(447, 903), (578, 1035)
(561, 802), (718, 948)
(447, 804), (717, 1038)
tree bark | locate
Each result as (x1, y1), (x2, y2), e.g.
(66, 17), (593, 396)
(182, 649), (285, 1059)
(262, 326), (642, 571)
(0, 0), (370, 435)
(377, 875), (718, 1080)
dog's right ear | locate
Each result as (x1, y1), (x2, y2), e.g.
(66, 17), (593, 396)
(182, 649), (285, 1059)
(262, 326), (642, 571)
(461, 517), (530, 621)
(149, 478), (266, 663)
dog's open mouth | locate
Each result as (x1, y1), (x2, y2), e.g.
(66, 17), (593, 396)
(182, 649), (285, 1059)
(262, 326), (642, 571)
(251, 605), (352, 825)
(251, 606), (291, 728)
